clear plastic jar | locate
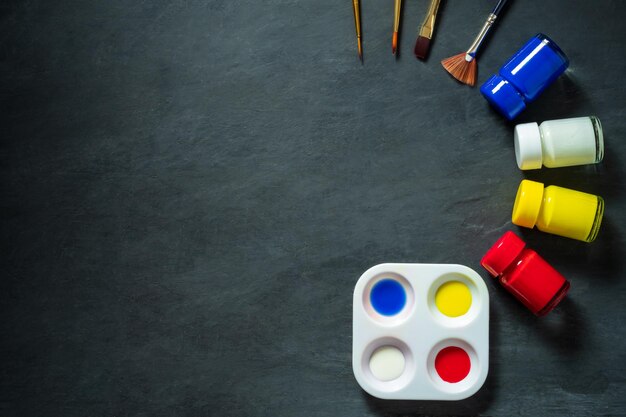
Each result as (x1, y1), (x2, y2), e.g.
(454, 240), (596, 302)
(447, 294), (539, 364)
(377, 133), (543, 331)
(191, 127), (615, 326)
(480, 34), (569, 120)
(512, 179), (604, 242)
(514, 116), (604, 170)
(481, 231), (570, 316)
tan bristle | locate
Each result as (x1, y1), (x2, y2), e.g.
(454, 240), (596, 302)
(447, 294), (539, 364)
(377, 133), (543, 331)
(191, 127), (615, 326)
(441, 53), (477, 87)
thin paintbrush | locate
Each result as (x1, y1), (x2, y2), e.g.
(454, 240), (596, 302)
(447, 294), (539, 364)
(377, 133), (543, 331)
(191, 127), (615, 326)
(352, 0), (363, 62)
(441, 0), (510, 86)
(392, 0), (401, 55)
(414, 0), (442, 60)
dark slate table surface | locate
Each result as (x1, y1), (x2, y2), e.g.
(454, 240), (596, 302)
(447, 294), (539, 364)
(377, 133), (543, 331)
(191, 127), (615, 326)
(1, 0), (625, 416)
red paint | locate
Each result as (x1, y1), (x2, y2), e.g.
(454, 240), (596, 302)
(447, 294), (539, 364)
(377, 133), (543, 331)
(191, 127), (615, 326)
(481, 231), (570, 316)
(434, 346), (471, 383)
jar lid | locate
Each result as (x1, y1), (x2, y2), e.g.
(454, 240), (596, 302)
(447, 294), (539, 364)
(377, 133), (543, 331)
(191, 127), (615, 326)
(514, 122), (543, 170)
(511, 179), (544, 228)
(480, 231), (526, 277)
(480, 75), (527, 120)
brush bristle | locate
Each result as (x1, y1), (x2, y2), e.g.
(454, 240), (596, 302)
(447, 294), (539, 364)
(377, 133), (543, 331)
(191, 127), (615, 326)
(392, 32), (398, 55)
(414, 36), (431, 60)
(441, 53), (477, 86)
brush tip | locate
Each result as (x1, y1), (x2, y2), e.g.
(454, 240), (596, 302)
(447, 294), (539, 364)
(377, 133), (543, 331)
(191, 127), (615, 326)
(414, 36), (431, 60)
(441, 53), (478, 86)
(392, 32), (398, 55)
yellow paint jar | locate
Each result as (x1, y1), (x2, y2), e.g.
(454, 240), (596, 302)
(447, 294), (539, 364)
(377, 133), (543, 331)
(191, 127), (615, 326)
(512, 179), (604, 242)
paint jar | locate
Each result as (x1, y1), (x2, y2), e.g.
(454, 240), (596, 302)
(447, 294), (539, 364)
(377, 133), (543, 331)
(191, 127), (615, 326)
(480, 33), (569, 120)
(515, 116), (604, 170)
(481, 231), (569, 316)
(512, 179), (604, 242)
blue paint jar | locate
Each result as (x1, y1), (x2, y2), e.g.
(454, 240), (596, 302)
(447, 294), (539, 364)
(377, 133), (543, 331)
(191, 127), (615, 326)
(480, 34), (569, 120)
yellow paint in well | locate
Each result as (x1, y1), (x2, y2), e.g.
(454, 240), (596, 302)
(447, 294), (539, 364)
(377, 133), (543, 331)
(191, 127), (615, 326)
(435, 281), (472, 317)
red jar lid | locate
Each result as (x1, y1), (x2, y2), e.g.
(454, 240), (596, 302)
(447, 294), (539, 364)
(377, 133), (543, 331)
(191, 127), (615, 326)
(481, 231), (526, 277)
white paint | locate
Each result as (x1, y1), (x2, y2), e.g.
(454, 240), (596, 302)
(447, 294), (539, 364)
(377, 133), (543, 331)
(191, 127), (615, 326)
(541, 116), (603, 168)
(369, 346), (405, 381)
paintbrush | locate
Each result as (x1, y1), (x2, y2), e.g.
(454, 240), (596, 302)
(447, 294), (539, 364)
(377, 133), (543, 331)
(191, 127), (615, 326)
(352, 0), (363, 62)
(392, 0), (401, 55)
(414, 0), (442, 60)
(441, 0), (510, 86)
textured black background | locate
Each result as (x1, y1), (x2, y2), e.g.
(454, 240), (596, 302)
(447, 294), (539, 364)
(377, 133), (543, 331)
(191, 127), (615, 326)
(1, 0), (625, 416)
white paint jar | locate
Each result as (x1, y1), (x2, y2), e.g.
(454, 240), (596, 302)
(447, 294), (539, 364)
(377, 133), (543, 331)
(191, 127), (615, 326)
(514, 116), (604, 170)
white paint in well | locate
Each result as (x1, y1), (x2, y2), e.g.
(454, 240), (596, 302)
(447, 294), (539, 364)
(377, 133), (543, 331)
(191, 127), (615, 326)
(369, 346), (405, 382)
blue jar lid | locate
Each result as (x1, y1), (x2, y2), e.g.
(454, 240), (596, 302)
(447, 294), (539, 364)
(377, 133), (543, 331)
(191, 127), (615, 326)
(480, 75), (526, 120)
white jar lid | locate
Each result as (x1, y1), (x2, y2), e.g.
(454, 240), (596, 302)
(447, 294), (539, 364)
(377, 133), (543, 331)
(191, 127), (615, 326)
(514, 122), (543, 170)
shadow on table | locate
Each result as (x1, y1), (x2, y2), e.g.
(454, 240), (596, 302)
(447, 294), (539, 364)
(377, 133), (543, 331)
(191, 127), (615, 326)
(518, 216), (622, 288)
(534, 297), (586, 355)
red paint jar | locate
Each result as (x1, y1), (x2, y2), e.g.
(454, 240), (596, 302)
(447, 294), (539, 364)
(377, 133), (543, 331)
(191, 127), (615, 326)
(480, 231), (570, 316)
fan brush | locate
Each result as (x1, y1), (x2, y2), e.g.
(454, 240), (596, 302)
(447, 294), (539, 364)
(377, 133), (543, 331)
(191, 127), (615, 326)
(441, 0), (510, 86)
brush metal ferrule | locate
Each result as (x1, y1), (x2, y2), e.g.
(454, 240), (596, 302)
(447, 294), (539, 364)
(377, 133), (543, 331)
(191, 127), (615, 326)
(465, 13), (497, 61)
(418, 0), (441, 39)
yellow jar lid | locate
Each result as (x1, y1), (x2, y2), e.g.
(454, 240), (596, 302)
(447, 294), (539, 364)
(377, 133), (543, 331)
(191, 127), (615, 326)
(512, 179), (544, 228)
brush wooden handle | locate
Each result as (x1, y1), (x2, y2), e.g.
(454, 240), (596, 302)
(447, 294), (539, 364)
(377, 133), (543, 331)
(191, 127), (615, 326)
(352, 0), (361, 38)
(393, 0), (402, 32)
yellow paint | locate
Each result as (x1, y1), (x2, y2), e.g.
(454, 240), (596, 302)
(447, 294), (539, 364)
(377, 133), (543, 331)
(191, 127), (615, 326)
(537, 185), (604, 242)
(435, 281), (472, 317)
(512, 180), (604, 243)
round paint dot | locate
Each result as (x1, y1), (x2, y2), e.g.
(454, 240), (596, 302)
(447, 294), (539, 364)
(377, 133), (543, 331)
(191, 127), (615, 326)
(435, 346), (471, 383)
(369, 346), (405, 381)
(435, 281), (472, 317)
(370, 279), (406, 316)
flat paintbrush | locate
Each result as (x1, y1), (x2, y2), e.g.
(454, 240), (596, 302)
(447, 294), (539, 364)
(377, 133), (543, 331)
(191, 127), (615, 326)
(441, 0), (510, 86)
(414, 0), (442, 60)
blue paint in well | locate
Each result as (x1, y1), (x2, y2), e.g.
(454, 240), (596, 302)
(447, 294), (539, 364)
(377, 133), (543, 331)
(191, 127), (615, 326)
(370, 279), (406, 316)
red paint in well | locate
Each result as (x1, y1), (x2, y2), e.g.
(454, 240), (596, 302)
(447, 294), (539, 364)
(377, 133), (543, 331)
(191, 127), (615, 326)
(434, 346), (471, 383)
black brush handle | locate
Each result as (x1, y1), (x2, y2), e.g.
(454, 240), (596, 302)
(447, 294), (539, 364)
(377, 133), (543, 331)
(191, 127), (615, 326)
(492, 0), (510, 17)
(465, 0), (511, 58)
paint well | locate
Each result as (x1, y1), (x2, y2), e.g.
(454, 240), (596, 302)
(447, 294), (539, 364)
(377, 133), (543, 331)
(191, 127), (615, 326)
(435, 281), (472, 317)
(369, 346), (405, 381)
(370, 279), (406, 316)
(435, 346), (471, 383)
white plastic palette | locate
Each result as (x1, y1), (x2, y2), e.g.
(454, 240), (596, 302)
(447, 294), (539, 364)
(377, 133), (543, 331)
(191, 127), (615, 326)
(352, 263), (489, 400)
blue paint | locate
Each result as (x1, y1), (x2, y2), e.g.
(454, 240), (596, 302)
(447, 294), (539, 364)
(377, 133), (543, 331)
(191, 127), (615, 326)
(480, 34), (569, 120)
(370, 279), (406, 316)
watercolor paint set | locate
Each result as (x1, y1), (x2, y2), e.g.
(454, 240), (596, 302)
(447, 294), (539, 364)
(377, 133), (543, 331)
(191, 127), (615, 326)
(352, 263), (489, 400)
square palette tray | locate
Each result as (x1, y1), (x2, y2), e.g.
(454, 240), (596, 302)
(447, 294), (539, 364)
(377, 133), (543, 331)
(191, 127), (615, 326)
(352, 263), (489, 400)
